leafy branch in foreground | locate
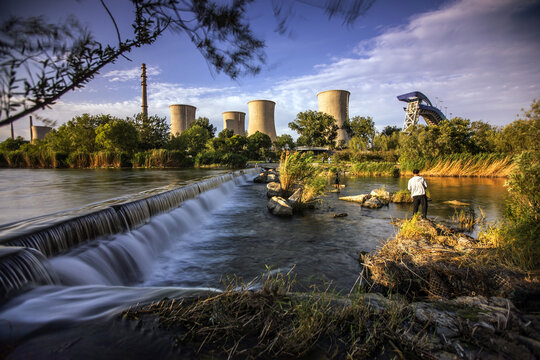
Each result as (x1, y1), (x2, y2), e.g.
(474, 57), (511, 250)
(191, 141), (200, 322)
(0, 0), (266, 127)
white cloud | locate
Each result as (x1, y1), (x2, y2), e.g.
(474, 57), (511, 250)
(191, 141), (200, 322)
(268, 0), (540, 128)
(4, 0), (539, 141)
(103, 65), (161, 82)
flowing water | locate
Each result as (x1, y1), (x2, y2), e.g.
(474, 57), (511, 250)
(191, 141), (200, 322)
(0, 170), (507, 351)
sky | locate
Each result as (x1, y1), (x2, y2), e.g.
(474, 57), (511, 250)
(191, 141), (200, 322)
(1, 0), (540, 141)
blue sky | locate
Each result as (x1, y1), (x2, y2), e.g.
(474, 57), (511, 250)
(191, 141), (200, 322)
(2, 0), (539, 140)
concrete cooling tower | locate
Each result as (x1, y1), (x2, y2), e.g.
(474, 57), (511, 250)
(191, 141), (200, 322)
(247, 100), (276, 141)
(31, 126), (52, 142)
(317, 90), (350, 144)
(222, 111), (246, 135)
(169, 104), (196, 136)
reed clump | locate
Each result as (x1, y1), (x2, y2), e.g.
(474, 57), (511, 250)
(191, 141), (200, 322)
(122, 273), (428, 359)
(400, 153), (514, 177)
(362, 216), (539, 303)
(391, 190), (413, 203)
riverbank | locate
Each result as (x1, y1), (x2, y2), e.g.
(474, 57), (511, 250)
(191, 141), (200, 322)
(115, 217), (538, 359)
(8, 217), (536, 360)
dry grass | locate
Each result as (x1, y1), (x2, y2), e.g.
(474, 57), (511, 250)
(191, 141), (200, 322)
(363, 216), (539, 301)
(402, 155), (515, 177)
(121, 273), (429, 359)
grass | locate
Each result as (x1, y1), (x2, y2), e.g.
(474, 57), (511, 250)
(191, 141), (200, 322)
(451, 207), (485, 232)
(391, 190), (413, 203)
(400, 153), (514, 177)
(350, 162), (398, 176)
(121, 272), (428, 359)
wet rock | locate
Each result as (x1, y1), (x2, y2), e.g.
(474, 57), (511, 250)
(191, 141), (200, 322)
(362, 197), (384, 209)
(266, 182), (282, 198)
(267, 173), (279, 183)
(339, 194), (371, 204)
(370, 189), (390, 200)
(332, 213), (348, 218)
(287, 188), (303, 209)
(267, 196), (293, 216)
(253, 172), (267, 183)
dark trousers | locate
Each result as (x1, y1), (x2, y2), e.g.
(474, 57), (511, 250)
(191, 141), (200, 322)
(412, 195), (428, 218)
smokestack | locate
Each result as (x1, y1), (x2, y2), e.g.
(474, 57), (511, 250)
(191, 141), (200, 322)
(29, 116), (33, 141)
(141, 63), (148, 119)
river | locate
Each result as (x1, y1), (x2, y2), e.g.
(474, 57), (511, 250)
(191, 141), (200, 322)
(0, 169), (508, 354)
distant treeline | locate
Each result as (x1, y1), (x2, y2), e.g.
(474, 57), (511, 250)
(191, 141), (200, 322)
(329, 99), (539, 177)
(0, 113), (295, 169)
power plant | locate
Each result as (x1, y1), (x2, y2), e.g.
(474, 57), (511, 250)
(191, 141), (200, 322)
(317, 90), (350, 144)
(31, 126), (52, 142)
(247, 100), (277, 141)
(222, 111), (246, 135)
(169, 104), (196, 136)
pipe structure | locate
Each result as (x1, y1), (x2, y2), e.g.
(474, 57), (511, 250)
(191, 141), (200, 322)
(222, 111), (246, 135)
(31, 126), (52, 142)
(141, 63), (148, 119)
(317, 90), (350, 144)
(169, 104), (196, 136)
(247, 100), (276, 141)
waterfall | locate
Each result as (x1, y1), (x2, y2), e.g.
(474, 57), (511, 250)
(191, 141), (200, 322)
(1, 170), (255, 258)
(0, 247), (58, 302)
(0, 169), (257, 299)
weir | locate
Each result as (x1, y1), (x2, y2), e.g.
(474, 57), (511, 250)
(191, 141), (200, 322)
(0, 169), (257, 301)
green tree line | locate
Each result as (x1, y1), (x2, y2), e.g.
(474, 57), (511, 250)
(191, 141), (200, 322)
(0, 113), (295, 169)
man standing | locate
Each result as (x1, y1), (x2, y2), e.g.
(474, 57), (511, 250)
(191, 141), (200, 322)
(408, 169), (428, 218)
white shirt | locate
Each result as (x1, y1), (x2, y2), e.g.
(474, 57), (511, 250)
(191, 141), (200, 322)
(408, 175), (427, 197)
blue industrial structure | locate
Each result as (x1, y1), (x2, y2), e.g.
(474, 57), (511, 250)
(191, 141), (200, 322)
(397, 91), (446, 130)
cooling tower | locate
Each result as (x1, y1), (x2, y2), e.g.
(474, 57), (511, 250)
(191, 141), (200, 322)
(169, 104), (196, 136)
(222, 111), (246, 135)
(317, 90), (350, 144)
(247, 100), (276, 141)
(31, 126), (52, 143)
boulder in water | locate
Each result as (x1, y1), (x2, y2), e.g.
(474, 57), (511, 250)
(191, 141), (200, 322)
(267, 196), (293, 217)
(267, 173), (279, 183)
(266, 182), (282, 198)
(253, 172), (267, 183)
(287, 188), (303, 209)
(339, 194), (371, 204)
(362, 197), (384, 209)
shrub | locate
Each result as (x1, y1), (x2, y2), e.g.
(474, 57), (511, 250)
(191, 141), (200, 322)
(279, 152), (320, 195)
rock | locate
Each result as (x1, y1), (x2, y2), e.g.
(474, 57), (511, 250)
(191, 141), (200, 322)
(267, 196), (293, 216)
(266, 173), (279, 183)
(362, 197), (384, 209)
(370, 189), (390, 200)
(287, 188), (303, 208)
(333, 213), (348, 218)
(253, 172), (267, 183)
(266, 182), (282, 198)
(339, 194), (371, 204)
(444, 200), (470, 206)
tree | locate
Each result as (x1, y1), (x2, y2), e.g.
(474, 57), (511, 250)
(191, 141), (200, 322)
(180, 125), (211, 157)
(1, 0), (374, 127)
(0, 136), (26, 151)
(470, 120), (499, 153)
(289, 110), (338, 147)
(342, 116), (376, 148)
(130, 113), (169, 150)
(273, 134), (296, 150)
(496, 100), (540, 153)
(246, 131), (272, 160)
(381, 125), (401, 136)
(45, 113), (115, 154)
(95, 119), (138, 153)
(189, 117), (217, 138)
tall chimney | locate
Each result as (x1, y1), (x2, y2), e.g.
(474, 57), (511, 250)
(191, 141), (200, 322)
(141, 63), (148, 119)
(29, 116), (33, 141)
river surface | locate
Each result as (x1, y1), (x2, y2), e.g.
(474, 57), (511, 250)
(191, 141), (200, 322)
(0, 168), (229, 226)
(0, 169), (508, 350)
